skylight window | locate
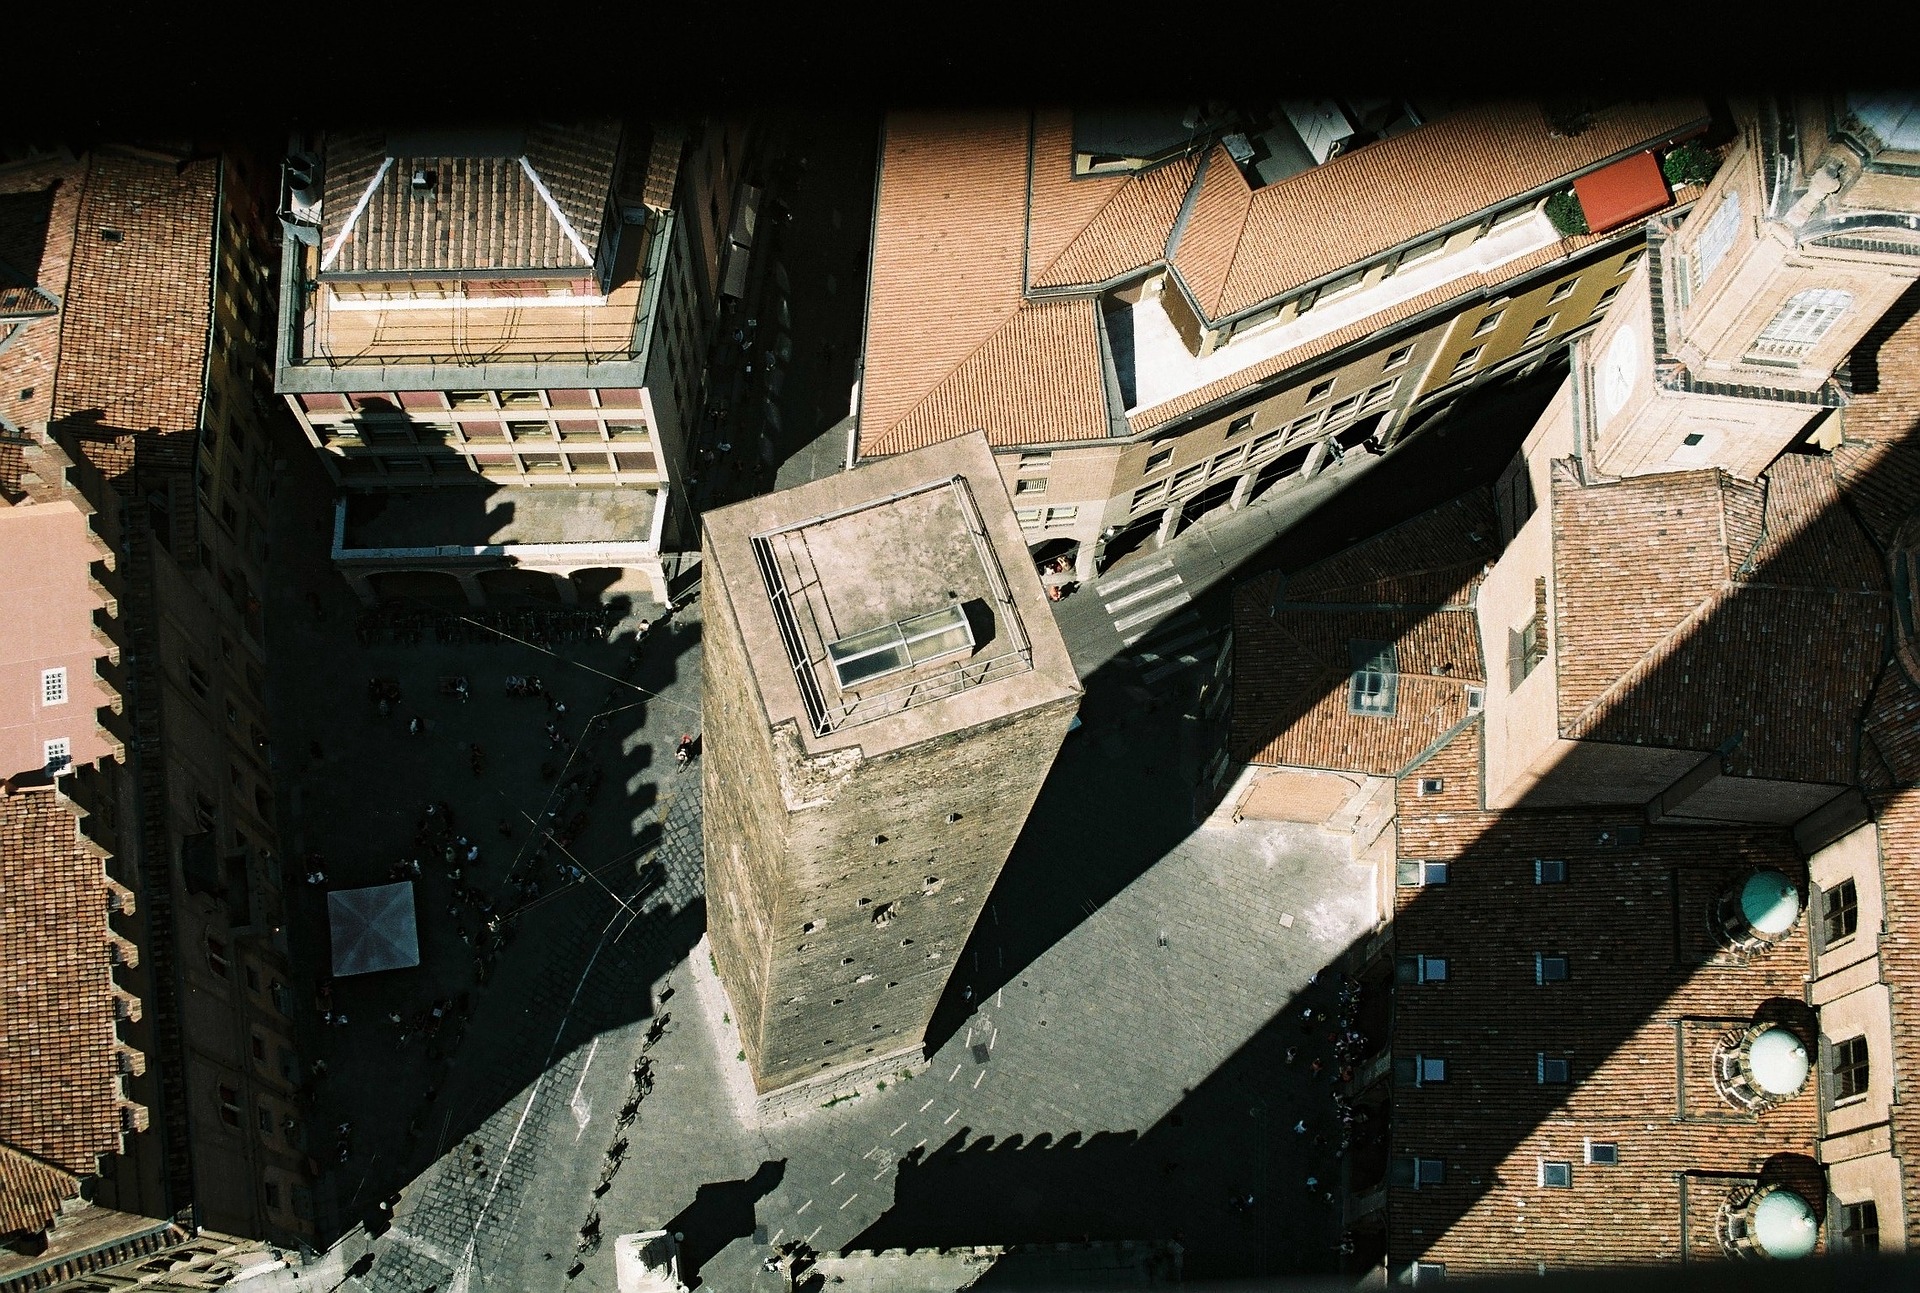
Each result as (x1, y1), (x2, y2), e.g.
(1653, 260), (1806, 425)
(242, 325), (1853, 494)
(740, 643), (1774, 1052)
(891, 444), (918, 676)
(1349, 640), (1398, 715)
(826, 605), (975, 690)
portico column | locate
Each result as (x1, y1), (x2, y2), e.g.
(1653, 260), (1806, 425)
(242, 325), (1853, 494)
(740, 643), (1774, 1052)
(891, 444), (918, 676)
(553, 573), (579, 605)
(455, 571), (487, 607)
(343, 569), (377, 607)
(1073, 539), (1098, 583)
(1228, 470), (1257, 511)
(643, 560), (671, 606)
(1155, 500), (1183, 548)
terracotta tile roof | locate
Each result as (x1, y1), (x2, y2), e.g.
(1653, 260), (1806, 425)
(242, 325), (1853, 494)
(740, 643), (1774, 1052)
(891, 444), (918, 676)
(1389, 727), (1820, 1274)
(1552, 456), (1888, 784)
(1865, 791), (1920, 1240)
(1212, 99), (1708, 320)
(640, 124), (685, 213)
(1021, 111), (1129, 284)
(0, 156), (85, 434)
(1166, 146), (1252, 316)
(1864, 667), (1920, 788)
(0, 1142), (81, 1237)
(320, 123), (622, 276)
(0, 783), (136, 1181)
(861, 114), (1114, 455)
(1030, 153), (1197, 291)
(42, 152), (216, 487)
(1230, 491), (1495, 771)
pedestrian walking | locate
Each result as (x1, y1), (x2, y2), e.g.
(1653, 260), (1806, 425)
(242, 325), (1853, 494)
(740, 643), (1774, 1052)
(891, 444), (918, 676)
(1294, 1120), (1307, 1134)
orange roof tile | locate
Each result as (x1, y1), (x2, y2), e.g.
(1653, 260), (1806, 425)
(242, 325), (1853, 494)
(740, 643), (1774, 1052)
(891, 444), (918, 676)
(0, 156), (86, 435)
(1167, 147), (1252, 318)
(1031, 153), (1197, 291)
(0, 783), (135, 1181)
(1022, 110), (1128, 286)
(0, 1142), (81, 1237)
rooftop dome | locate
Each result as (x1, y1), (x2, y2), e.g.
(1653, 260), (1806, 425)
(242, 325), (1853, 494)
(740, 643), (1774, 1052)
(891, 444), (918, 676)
(1752, 1188), (1818, 1259)
(1748, 1027), (1811, 1097)
(1741, 871), (1800, 937)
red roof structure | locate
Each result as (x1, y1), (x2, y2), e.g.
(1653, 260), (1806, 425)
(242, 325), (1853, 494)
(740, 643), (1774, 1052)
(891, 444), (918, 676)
(1572, 150), (1672, 234)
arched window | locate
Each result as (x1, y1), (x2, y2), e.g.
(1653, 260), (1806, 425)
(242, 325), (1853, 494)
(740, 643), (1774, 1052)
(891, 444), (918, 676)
(1749, 288), (1854, 362)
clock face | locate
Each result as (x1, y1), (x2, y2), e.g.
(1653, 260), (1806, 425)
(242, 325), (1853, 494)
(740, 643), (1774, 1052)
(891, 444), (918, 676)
(1597, 326), (1640, 424)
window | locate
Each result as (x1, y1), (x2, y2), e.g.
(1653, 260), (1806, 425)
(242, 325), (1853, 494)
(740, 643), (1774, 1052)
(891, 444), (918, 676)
(1015, 508), (1043, 528)
(187, 659), (211, 699)
(1396, 235), (1447, 270)
(1349, 640), (1398, 715)
(1509, 578), (1549, 688)
(1132, 481), (1169, 512)
(43, 738), (71, 771)
(1833, 1034), (1870, 1102)
(1226, 413), (1256, 438)
(1472, 310), (1505, 337)
(217, 1085), (241, 1129)
(1288, 412), (1324, 437)
(265, 1180), (281, 1211)
(1548, 278), (1578, 305)
(1538, 1055), (1571, 1084)
(1584, 1140), (1618, 1166)
(1535, 858), (1567, 885)
(1465, 685), (1485, 712)
(206, 937), (231, 978)
(1170, 463), (1206, 494)
(1210, 445), (1248, 476)
(1044, 507), (1078, 526)
(1397, 859), (1450, 887)
(250, 1034), (267, 1061)
(1397, 955), (1448, 984)
(1536, 954), (1569, 984)
(1306, 379), (1335, 404)
(1392, 1156), (1447, 1188)
(1822, 878), (1860, 945)
(1014, 476), (1048, 495)
(1249, 430), (1284, 458)
(1839, 1201), (1880, 1253)
(1617, 249), (1644, 273)
(41, 668), (68, 706)
(1418, 777), (1444, 796)
(1017, 451), (1052, 472)
(1327, 394), (1364, 423)
(1362, 379), (1400, 410)
(1491, 201), (1539, 229)
(1538, 1160), (1573, 1188)
(826, 605), (976, 689)
(1449, 347), (1482, 378)
(1395, 1055), (1448, 1085)
(257, 1106), (273, 1134)
(1143, 447), (1174, 474)
(1689, 192), (1742, 293)
(1384, 344), (1414, 370)
(1749, 288), (1854, 363)
(1408, 1262), (1447, 1283)
(449, 391), (495, 410)
(1595, 285), (1621, 310)
(1525, 315), (1557, 344)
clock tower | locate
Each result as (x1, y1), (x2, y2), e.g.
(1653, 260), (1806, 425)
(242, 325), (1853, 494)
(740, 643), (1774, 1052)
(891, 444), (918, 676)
(1579, 95), (1920, 481)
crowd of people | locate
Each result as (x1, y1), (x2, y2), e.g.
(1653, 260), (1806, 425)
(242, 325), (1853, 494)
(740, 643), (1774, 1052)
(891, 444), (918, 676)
(1268, 971), (1386, 1235)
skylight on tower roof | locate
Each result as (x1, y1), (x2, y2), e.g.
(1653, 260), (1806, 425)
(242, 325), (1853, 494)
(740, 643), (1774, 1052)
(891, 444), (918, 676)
(827, 604), (975, 690)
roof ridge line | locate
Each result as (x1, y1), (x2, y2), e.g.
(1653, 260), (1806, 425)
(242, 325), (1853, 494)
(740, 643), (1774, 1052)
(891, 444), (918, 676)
(1560, 580), (1726, 739)
(866, 299), (1048, 451)
(518, 156), (595, 268)
(320, 156), (393, 273)
(1201, 148), (1257, 319)
(1029, 162), (1136, 290)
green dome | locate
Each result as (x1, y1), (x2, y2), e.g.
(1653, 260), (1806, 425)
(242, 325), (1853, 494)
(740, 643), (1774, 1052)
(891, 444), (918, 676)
(1752, 1188), (1818, 1259)
(1748, 1028), (1810, 1096)
(1741, 871), (1800, 936)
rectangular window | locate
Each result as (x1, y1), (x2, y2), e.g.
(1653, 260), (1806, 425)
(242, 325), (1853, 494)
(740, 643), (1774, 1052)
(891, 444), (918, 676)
(206, 937), (231, 978)
(1617, 249), (1644, 273)
(448, 391), (495, 410)
(1397, 955), (1448, 984)
(265, 1180), (281, 1210)
(41, 667), (68, 706)
(187, 659), (211, 699)
(1833, 1034), (1870, 1101)
(1132, 481), (1169, 512)
(1750, 288), (1855, 363)
(1306, 379), (1335, 403)
(1690, 194), (1742, 295)
(1326, 394), (1364, 423)
(1840, 1201), (1880, 1253)
(1548, 278), (1579, 304)
(1397, 1157), (1445, 1187)
(1585, 1140), (1618, 1166)
(1045, 507), (1079, 525)
(1396, 860), (1449, 887)
(1538, 1160), (1573, 1188)
(1143, 447), (1174, 475)
(1536, 953), (1569, 984)
(1170, 464), (1205, 494)
(1418, 777), (1444, 796)
(1822, 879), (1860, 945)
(1226, 413), (1256, 438)
(250, 1034), (267, 1061)
(217, 1085), (241, 1129)
(1288, 412), (1325, 438)
(40, 736), (72, 773)
(1017, 451), (1052, 472)
(1409, 1261), (1447, 1283)
(1015, 508), (1043, 528)
(1014, 477), (1048, 495)
(1509, 578), (1550, 688)
(1397, 235), (1448, 269)
(1385, 345), (1414, 370)
(1348, 640), (1398, 715)
(257, 1106), (273, 1134)
(1538, 1055), (1571, 1084)
(1249, 430), (1285, 458)
(1362, 378), (1400, 410)
(1492, 201), (1539, 229)
(1595, 285), (1621, 310)
(1472, 310), (1504, 337)
(1525, 315), (1557, 344)
(1211, 445), (1248, 476)
(1321, 269), (1365, 299)
(1395, 1055), (1448, 1086)
(1449, 347), (1482, 378)
(1535, 858), (1568, 884)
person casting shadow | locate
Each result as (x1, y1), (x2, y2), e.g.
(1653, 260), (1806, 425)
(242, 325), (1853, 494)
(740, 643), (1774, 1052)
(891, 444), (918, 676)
(664, 1158), (787, 1286)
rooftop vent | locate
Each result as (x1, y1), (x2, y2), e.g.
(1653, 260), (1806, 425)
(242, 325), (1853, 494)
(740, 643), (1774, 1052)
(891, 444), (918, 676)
(826, 604), (975, 690)
(409, 168), (438, 198)
(1714, 1023), (1811, 1113)
(1711, 869), (1801, 958)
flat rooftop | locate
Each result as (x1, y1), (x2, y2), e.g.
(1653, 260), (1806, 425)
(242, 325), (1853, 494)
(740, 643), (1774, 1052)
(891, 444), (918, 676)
(341, 484), (659, 552)
(704, 433), (1079, 759)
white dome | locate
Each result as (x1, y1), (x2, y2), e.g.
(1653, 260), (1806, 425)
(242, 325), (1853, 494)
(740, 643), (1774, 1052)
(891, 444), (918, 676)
(1748, 1028), (1810, 1097)
(1752, 1188), (1818, 1259)
(1740, 871), (1800, 936)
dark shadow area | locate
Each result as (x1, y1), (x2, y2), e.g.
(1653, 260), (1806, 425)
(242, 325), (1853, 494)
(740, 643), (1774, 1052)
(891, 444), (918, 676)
(0, 186), (55, 285)
(664, 1159), (787, 1286)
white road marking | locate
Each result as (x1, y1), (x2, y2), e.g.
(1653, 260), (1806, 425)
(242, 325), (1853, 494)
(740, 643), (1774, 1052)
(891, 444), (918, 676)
(830, 1171), (846, 1186)
(1126, 609), (1200, 649)
(973, 1070), (986, 1089)
(945, 1109), (960, 1124)
(1134, 627), (1212, 662)
(840, 1194), (859, 1210)
(1142, 647), (1218, 686)
(796, 1200), (812, 1215)
(892, 1121), (909, 1136)
(569, 1037), (601, 1141)
(919, 1099), (934, 1112)
(989, 1029), (997, 1051)
(949, 1063), (962, 1082)
(1102, 574), (1184, 613)
(1113, 590), (1193, 633)
(997, 989), (1003, 1007)
(1097, 557), (1173, 595)
(914, 1139), (927, 1150)
(807, 1226), (822, 1244)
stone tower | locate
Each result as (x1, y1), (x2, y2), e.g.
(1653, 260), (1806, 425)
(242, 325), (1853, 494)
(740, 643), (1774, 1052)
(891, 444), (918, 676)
(1581, 95), (1920, 481)
(699, 432), (1081, 1111)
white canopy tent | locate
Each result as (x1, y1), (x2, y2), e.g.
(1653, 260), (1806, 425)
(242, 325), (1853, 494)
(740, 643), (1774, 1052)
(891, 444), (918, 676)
(327, 882), (421, 977)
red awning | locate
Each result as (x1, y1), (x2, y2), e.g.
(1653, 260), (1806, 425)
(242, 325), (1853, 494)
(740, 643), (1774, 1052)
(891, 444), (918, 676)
(1572, 151), (1673, 234)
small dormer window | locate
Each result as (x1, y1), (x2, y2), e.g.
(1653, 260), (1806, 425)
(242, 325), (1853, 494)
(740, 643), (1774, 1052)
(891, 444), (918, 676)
(1535, 858), (1567, 884)
(1538, 1160), (1573, 1188)
(1536, 953), (1569, 984)
(1584, 1140), (1618, 1166)
(1349, 640), (1398, 716)
(1537, 1054), (1571, 1084)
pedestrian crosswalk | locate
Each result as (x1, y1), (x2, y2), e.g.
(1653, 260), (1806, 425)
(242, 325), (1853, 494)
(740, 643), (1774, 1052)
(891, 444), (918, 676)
(1096, 557), (1192, 644)
(1094, 557), (1223, 691)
